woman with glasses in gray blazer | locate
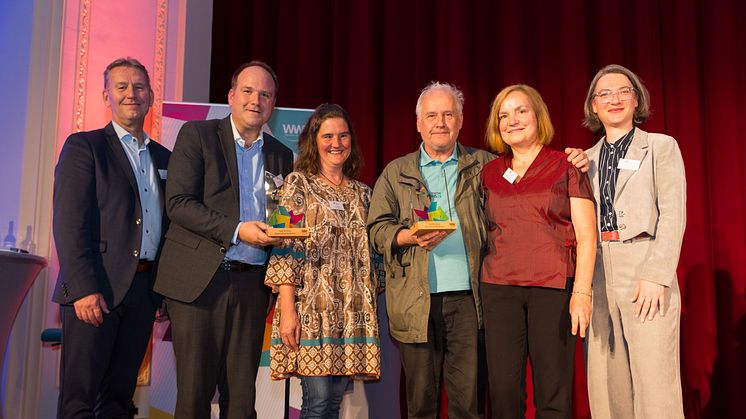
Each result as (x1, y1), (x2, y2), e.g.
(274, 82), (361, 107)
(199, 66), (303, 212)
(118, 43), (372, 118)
(583, 64), (686, 419)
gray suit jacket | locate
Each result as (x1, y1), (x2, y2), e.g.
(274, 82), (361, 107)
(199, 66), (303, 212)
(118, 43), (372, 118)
(154, 116), (294, 302)
(587, 128), (687, 287)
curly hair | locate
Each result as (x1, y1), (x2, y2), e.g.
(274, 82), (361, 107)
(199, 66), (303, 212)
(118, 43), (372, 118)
(294, 103), (363, 179)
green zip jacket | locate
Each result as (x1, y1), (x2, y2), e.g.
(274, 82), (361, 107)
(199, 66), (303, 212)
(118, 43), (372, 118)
(367, 143), (495, 343)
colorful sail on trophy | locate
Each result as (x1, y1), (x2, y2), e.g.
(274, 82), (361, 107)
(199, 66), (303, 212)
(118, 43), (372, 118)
(409, 201), (457, 237)
(264, 171), (309, 238)
(267, 205), (310, 238)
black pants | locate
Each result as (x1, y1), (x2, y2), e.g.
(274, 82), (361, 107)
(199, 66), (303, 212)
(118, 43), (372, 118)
(481, 281), (575, 419)
(166, 266), (269, 419)
(57, 272), (157, 419)
(398, 291), (480, 419)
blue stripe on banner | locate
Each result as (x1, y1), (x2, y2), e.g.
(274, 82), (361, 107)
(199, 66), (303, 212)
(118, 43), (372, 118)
(270, 336), (380, 346)
(271, 247), (305, 258)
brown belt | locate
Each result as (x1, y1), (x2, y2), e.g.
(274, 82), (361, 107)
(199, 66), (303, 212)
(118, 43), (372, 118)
(136, 260), (154, 272)
(221, 260), (262, 272)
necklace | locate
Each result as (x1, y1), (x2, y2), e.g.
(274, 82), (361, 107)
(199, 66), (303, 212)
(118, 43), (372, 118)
(319, 171), (345, 188)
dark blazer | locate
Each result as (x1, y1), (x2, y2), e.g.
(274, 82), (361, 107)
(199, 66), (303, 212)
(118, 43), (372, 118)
(52, 123), (171, 308)
(154, 116), (294, 303)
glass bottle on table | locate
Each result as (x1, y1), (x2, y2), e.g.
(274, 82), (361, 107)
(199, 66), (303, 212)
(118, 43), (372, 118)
(20, 225), (36, 254)
(3, 220), (16, 249)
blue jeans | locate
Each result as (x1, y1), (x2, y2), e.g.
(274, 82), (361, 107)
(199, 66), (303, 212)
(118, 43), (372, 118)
(299, 375), (350, 418)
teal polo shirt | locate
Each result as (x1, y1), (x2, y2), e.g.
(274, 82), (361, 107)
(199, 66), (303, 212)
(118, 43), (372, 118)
(418, 143), (471, 293)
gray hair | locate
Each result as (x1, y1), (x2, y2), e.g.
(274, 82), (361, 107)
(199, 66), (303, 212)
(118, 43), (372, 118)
(583, 64), (651, 133)
(103, 57), (152, 90)
(415, 81), (465, 118)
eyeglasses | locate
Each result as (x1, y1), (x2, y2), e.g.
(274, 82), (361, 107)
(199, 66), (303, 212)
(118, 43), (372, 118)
(593, 87), (636, 104)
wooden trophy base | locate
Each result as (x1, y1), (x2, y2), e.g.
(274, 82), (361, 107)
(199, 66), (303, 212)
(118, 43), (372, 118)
(409, 221), (456, 237)
(267, 227), (310, 238)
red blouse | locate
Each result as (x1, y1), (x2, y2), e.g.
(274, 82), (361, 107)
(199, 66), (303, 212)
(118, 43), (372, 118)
(480, 146), (594, 289)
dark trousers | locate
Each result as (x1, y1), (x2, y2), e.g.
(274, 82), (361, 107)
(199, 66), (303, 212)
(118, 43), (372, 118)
(57, 272), (157, 419)
(481, 281), (575, 419)
(398, 291), (480, 419)
(166, 266), (269, 419)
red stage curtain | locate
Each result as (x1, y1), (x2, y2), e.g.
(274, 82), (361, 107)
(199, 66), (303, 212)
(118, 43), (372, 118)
(210, 1), (745, 417)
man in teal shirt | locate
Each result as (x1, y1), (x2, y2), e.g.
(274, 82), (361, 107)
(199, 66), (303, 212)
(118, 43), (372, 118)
(418, 143), (472, 294)
(369, 82), (492, 418)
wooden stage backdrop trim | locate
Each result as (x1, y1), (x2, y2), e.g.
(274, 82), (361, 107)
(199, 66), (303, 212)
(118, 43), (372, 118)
(152, 0), (168, 141)
(73, 0), (91, 133)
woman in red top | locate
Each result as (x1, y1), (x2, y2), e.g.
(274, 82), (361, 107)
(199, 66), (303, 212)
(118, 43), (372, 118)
(480, 84), (597, 418)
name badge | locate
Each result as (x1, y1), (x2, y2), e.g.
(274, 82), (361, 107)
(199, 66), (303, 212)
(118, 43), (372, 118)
(158, 169), (168, 180)
(329, 201), (345, 211)
(273, 175), (284, 187)
(503, 168), (519, 184)
(617, 159), (641, 171)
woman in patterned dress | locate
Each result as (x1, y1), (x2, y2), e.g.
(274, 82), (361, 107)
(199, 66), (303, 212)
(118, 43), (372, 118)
(265, 103), (383, 418)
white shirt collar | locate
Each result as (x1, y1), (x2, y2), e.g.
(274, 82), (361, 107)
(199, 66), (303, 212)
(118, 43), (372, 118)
(111, 120), (150, 146)
(230, 115), (264, 149)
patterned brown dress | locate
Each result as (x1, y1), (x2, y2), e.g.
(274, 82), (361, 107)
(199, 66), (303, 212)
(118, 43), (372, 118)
(265, 172), (384, 380)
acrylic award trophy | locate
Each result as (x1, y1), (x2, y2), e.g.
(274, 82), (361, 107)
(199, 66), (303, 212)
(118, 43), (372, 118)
(265, 171), (310, 238)
(409, 183), (457, 237)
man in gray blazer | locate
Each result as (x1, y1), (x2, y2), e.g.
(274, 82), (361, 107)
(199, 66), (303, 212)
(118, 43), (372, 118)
(583, 64), (686, 418)
(154, 61), (294, 418)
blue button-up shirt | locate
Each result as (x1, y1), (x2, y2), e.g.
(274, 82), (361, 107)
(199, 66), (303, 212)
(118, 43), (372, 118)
(419, 143), (471, 293)
(225, 115), (268, 265)
(112, 121), (162, 261)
